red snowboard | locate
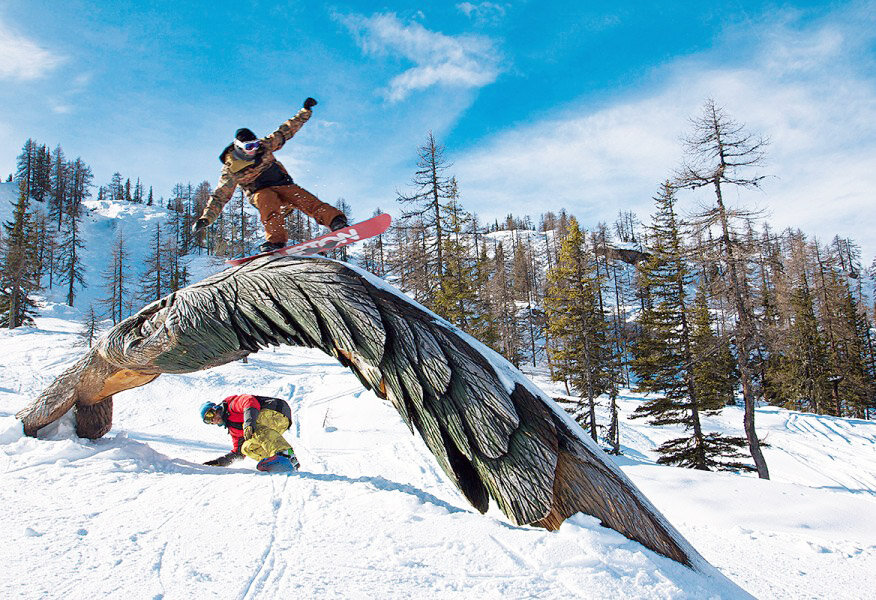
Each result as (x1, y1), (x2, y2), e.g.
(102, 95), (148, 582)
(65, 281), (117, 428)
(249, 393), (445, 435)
(225, 213), (392, 266)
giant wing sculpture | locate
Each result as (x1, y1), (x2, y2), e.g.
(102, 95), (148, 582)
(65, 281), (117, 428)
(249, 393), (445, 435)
(18, 256), (706, 570)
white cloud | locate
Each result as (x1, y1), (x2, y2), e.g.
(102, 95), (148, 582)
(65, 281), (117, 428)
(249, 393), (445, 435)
(0, 21), (64, 81)
(457, 2), (508, 25)
(454, 9), (876, 259)
(340, 12), (504, 102)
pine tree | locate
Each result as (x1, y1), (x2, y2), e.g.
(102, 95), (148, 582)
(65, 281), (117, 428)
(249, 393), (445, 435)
(191, 181), (212, 254)
(775, 279), (831, 413)
(0, 183), (43, 327)
(138, 222), (167, 303)
(132, 178), (143, 204)
(56, 158), (91, 306)
(689, 283), (739, 410)
(545, 217), (612, 440)
(99, 230), (130, 324)
(490, 241), (526, 367)
(109, 172), (124, 202)
(226, 188), (259, 258)
(15, 139), (39, 200)
(78, 305), (102, 348)
(49, 145), (68, 231)
(467, 239), (500, 350)
(432, 181), (478, 328)
(359, 209), (388, 276)
(31, 144), (52, 203)
(396, 132), (455, 304)
(630, 183), (750, 470)
(825, 273), (874, 417)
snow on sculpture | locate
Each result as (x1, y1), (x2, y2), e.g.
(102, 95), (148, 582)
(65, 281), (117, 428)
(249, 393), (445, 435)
(17, 255), (707, 569)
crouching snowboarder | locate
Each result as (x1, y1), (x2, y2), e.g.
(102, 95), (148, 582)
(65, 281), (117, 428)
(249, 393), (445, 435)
(191, 97), (348, 253)
(200, 394), (299, 472)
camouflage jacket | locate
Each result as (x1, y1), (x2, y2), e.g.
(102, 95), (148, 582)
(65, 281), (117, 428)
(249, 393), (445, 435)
(200, 108), (312, 224)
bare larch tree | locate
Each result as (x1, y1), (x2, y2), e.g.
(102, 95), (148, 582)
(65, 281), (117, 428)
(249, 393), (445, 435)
(674, 98), (771, 479)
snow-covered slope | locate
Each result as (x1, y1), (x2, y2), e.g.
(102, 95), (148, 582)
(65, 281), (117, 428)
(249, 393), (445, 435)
(0, 180), (224, 321)
(1, 318), (874, 599)
(2, 181), (873, 598)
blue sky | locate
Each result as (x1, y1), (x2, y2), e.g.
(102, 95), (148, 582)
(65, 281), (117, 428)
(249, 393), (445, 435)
(2, 1), (875, 258)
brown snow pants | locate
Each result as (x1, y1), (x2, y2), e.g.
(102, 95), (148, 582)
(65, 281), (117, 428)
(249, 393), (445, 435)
(252, 184), (343, 245)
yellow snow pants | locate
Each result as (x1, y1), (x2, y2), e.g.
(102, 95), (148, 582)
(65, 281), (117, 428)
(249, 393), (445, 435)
(240, 409), (293, 461)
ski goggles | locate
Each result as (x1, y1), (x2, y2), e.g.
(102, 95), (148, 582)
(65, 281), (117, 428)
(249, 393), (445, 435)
(203, 407), (219, 423)
(234, 138), (261, 152)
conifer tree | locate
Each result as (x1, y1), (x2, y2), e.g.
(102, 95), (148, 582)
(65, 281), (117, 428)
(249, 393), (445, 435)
(57, 158), (91, 306)
(78, 305), (102, 348)
(109, 172), (124, 202)
(49, 145), (68, 231)
(396, 132), (455, 302)
(138, 222), (167, 303)
(775, 279), (831, 413)
(467, 239), (499, 350)
(689, 283), (739, 409)
(0, 183), (43, 327)
(15, 139), (39, 200)
(490, 241), (526, 367)
(132, 178), (144, 204)
(822, 270), (875, 417)
(226, 188), (259, 258)
(31, 144), (52, 203)
(630, 183), (750, 470)
(433, 182), (478, 328)
(545, 217), (611, 440)
(359, 209), (388, 276)
(99, 230), (130, 324)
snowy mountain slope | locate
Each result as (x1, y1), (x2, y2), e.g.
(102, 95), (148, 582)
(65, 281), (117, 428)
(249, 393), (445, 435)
(2, 317), (874, 599)
(3, 181), (874, 598)
(0, 180), (233, 323)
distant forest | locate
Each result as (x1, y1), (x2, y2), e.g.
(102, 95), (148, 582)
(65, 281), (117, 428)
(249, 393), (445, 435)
(3, 99), (874, 478)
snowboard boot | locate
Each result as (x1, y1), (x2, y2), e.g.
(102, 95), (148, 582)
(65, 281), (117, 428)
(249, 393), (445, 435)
(329, 215), (348, 231)
(256, 453), (297, 473)
(279, 449), (300, 470)
(316, 216), (349, 257)
(259, 241), (286, 253)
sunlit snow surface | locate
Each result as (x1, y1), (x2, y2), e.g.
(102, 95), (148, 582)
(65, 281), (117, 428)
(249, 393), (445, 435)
(1, 316), (874, 599)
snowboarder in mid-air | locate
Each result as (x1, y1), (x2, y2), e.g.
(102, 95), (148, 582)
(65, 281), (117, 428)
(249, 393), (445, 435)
(201, 394), (299, 472)
(192, 97), (348, 253)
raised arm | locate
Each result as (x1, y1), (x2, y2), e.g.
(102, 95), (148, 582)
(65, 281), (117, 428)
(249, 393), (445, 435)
(262, 97), (318, 153)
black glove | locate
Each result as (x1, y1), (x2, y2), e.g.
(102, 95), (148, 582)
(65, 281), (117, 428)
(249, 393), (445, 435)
(204, 451), (243, 467)
(243, 425), (255, 441)
(303, 97), (318, 110)
(191, 217), (209, 235)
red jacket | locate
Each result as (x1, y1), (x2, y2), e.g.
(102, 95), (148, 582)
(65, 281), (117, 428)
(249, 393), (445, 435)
(220, 394), (260, 452)
(220, 394), (291, 452)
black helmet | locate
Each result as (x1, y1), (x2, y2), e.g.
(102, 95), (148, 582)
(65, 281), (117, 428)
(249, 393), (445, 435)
(235, 128), (257, 142)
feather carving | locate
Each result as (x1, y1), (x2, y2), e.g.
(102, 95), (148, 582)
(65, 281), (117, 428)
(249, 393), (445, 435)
(17, 256), (708, 570)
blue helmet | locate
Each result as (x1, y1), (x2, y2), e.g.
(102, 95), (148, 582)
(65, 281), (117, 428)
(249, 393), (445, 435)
(200, 401), (222, 424)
